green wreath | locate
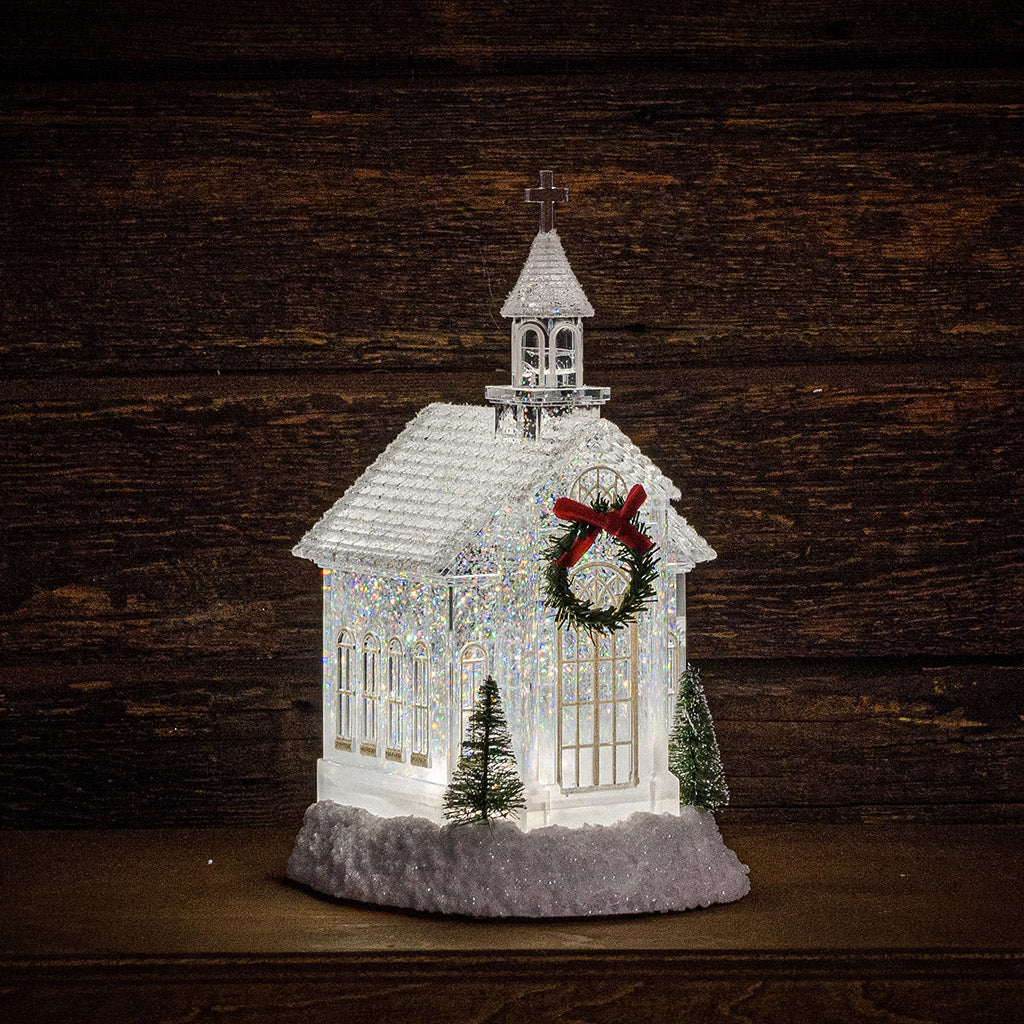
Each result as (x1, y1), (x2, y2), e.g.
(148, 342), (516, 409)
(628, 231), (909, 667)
(543, 494), (659, 635)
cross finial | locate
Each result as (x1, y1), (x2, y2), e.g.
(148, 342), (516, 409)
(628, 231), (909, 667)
(525, 170), (568, 232)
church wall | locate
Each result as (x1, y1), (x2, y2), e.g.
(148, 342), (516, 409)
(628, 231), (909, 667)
(318, 569), (455, 816)
(316, 566), (515, 821)
(471, 454), (684, 828)
(314, 443), (686, 827)
(457, 510), (543, 785)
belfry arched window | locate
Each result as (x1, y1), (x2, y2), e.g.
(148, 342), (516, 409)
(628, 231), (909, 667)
(515, 322), (544, 386)
(553, 324), (580, 387)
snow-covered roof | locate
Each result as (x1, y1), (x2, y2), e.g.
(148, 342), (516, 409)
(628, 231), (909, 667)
(665, 513), (717, 570)
(500, 230), (595, 319)
(294, 403), (715, 576)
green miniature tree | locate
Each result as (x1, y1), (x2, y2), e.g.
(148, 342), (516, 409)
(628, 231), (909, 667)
(443, 675), (526, 826)
(668, 664), (729, 810)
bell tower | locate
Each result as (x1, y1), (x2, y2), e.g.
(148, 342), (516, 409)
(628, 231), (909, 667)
(486, 171), (610, 440)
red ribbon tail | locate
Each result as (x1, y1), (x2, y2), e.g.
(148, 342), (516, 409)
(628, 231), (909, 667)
(620, 484), (648, 519)
(556, 528), (599, 568)
(616, 523), (654, 553)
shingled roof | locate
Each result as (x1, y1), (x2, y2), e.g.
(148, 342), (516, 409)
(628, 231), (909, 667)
(293, 404), (714, 576)
(500, 230), (595, 319)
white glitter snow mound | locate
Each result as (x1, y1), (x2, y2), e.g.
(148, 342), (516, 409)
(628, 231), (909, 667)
(287, 801), (750, 918)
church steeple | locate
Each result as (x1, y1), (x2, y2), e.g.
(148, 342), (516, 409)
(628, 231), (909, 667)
(486, 171), (610, 440)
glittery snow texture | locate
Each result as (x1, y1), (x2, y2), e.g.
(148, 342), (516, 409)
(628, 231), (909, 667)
(292, 403), (715, 575)
(287, 800), (750, 918)
(500, 230), (595, 319)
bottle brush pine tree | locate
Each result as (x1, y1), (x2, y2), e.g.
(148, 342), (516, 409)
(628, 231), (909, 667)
(668, 663), (729, 810)
(443, 675), (526, 826)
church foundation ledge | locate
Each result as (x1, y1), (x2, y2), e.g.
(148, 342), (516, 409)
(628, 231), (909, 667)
(522, 778), (683, 830)
(316, 757), (449, 823)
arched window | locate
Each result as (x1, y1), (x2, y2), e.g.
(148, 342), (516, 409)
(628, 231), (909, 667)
(384, 639), (404, 761)
(516, 323), (544, 386)
(335, 629), (355, 751)
(569, 465), (626, 506)
(558, 561), (638, 790)
(553, 325), (579, 387)
(458, 644), (488, 752)
(411, 642), (430, 767)
(360, 633), (381, 756)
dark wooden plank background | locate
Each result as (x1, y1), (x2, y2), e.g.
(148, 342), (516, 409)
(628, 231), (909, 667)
(1, 2), (1022, 828)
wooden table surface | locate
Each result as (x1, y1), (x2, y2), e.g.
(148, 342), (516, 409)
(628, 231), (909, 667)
(2, 825), (1021, 1022)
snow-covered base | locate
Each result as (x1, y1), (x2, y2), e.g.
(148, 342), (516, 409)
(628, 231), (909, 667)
(287, 800), (750, 918)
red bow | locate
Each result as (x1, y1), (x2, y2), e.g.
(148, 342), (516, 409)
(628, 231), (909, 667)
(553, 484), (654, 568)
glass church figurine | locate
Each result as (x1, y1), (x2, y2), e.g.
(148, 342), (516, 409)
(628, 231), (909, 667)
(287, 172), (749, 917)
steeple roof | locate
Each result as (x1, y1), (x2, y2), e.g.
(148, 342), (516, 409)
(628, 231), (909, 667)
(500, 230), (594, 319)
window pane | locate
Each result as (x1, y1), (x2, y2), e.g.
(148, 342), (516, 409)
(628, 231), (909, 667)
(459, 645), (487, 748)
(579, 703), (594, 745)
(520, 328), (541, 385)
(561, 629), (575, 659)
(597, 659), (612, 701)
(385, 641), (403, 754)
(616, 700), (632, 741)
(615, 657), (630, 698)
(561, 747), (577, 789)
(570, 466), (626, 505)
(410, 644), (429, 761)
(561, 705), (577, 742)
(554, 328), (577, 385)
(616, 744), (632, 783)
(576, 631), (592, 663)
(362, 636), (380, 747)
(561, 672), (576, 705)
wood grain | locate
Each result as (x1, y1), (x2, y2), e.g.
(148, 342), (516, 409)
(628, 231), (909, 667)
(2, 73), (1022, 378)
(1, 4), (1022, 836)
(2, 657), (1020, 828)
(3, 1), (1023, 78)
(3, 365), (1021, 825)
(1, 826), (1022, 1022)
(2, 368), (1021, 663)
(3, 970), (1022, 1024)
